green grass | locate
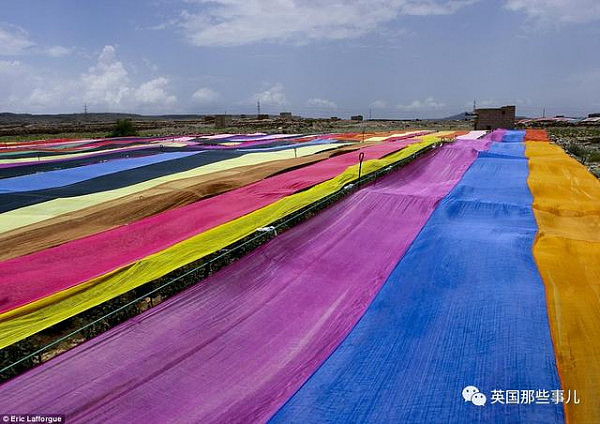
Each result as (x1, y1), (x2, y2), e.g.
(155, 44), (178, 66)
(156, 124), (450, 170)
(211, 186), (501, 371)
(565, 143), (588, 158)
(547, 126), (600, 139)
(586, 151), (600, 163)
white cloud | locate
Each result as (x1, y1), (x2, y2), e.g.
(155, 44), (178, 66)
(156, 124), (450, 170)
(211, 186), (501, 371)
(253, 83), (287, 107)
(27, 85), (74, 109)
(0, 59), (24, 76)
(504, 0), (600, 24)
(370, 99), (388, 109)
(0, 60), (71, 111)
(192, 87), (220, 104)
(0, 45), (177, 113)
(0, 60), (30, 109)
(177, 0), (477, 46)
(0, 23), (71, 57)
(402, 0), (478, 15)
(81, 46), (131, 108)
(307, 98), (337, 108)
(45, 45), (72, 57)
(0, 23), (35, 55)
(397, 97), (446, 110)
(134, 77), (177, 106)
(78, 45), (177, 111)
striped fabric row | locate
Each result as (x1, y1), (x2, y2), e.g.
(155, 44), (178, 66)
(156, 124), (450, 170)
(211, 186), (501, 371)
(0, 132), (489, 423)
(0, 131), (446, 349)
(0, 129), (596, 423)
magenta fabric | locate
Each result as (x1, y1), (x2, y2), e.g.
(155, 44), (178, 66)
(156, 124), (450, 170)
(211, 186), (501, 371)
(489, 128), (507, 141)
(0, 138), (418, 314)
(0, 138), (490, 424)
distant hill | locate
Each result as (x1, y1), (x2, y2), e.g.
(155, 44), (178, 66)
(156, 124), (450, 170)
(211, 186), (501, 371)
(440, 111), (533, 121)
(0, 112), (203, 125)
(439, 112), (475, 121)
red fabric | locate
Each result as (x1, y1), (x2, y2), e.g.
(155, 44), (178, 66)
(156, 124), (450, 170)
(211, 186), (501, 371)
(525, 129), (550, 142)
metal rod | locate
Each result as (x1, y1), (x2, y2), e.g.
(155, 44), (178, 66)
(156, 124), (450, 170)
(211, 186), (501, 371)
(358, 152), (365, 186)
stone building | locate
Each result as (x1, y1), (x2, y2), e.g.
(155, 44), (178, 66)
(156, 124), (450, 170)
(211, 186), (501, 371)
(474, 106), (515, 130)
(214, 115), (231, 128)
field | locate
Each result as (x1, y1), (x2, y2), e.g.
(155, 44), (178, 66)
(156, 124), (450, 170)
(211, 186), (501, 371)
(2, 115), (596, 176)
(0, 128), (598, 423)
(547, 126), (600, 177)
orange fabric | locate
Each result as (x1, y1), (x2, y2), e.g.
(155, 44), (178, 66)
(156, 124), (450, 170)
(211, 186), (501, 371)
(525, 129), (550, 142)
(526, 139), (600, 424)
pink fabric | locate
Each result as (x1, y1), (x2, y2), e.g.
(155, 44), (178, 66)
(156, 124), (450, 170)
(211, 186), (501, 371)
(0, 138), (418, 314)
(0, 138), (491, 424)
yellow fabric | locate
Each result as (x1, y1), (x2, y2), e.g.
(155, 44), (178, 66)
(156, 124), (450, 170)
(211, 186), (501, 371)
(526, 141), (600, 424)
(0, 137), (443, 349)
(364, 131), (424, 142)
(0, 143), (348, 234)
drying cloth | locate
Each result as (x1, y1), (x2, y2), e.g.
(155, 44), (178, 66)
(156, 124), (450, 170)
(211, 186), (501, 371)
(0, 151), (199, 193)
(0, 138), (486, 423)
(0, 144), (362, 260)
(526, 140), (600, 424)
(0, 137), (440, 349)
(0, 143), (347, 233)
(270, 131), (564, 423)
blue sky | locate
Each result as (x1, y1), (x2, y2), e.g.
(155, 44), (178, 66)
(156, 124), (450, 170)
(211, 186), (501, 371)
(0, 0), (598, 118)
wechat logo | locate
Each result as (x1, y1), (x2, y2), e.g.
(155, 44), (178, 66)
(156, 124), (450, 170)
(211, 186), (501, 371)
(463, 386), (487, 406)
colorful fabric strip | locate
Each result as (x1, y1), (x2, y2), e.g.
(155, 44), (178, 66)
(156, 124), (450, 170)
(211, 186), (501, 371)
(526, 140), (600, 424)
(0, 136), (483, 423)
(0, 143), (346, 234)
(270, 131), (564, 423)
(0, 136), (444, 348)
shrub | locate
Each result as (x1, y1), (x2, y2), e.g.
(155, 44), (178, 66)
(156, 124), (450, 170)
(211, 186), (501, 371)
(587, 151), (600, 163)
(108, 119), (137, 137)
(565, 142), (587, 158)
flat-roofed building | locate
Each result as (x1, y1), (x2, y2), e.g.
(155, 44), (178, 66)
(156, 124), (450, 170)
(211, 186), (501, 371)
(475, 105), (515, 130)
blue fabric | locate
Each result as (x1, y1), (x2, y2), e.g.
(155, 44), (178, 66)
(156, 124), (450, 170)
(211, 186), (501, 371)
(486, 141), (525, 157)
(500, 130), (526, 143)
(270, 134), (564, 423)
(0, 151), (198, 193)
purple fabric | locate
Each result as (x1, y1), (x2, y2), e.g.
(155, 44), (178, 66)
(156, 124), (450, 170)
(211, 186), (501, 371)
(487, 128), (506, 141)
(0, 138), (491, 424)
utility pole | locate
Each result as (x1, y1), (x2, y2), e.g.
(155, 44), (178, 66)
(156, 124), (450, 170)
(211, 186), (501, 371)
(84, 104), (88, 118)
(257, 100), (261, 117)
(473, 99), (476, 113)
(543, 107), (546, 118)
(369, 107), (372, 120)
